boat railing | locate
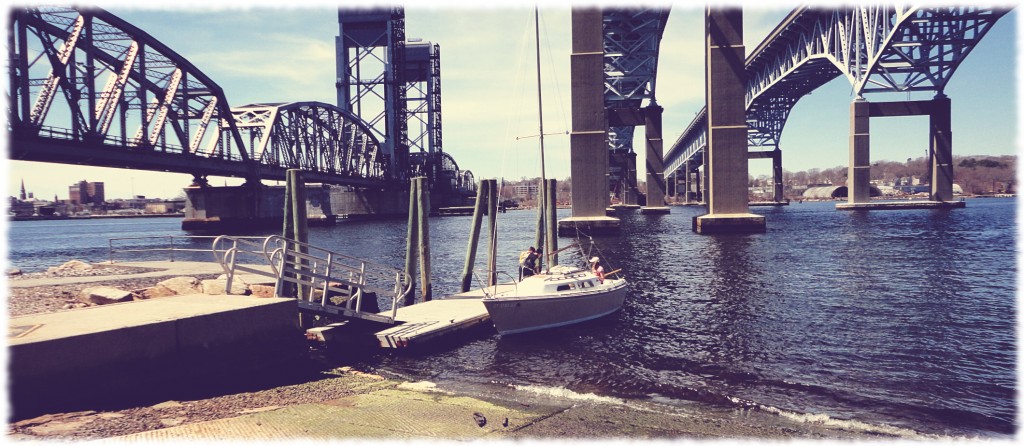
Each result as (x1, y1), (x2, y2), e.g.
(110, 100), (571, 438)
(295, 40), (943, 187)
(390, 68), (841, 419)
(108, 235), (256, 263)
(471, 268), (518, 298)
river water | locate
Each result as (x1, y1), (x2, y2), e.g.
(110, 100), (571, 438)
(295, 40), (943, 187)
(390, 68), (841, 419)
(6, 198), (1016, 437)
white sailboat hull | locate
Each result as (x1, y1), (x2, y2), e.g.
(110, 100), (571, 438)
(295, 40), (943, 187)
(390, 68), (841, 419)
(482, 277), (627, 335)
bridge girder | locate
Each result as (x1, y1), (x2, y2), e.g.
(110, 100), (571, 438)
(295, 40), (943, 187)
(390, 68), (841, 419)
(665, 6), (1010, 176)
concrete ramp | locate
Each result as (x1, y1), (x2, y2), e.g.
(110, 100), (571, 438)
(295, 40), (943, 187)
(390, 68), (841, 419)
(9, 294), (301, 419)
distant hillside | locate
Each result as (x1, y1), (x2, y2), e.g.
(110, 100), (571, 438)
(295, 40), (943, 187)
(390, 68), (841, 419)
(779, 155), (1015, 194)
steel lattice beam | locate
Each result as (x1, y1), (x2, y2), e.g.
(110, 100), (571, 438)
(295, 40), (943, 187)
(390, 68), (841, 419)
(602, 8), (670, 199)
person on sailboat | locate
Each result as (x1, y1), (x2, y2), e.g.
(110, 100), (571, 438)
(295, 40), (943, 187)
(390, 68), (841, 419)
(520, 247), (540, 279)
(590, 257), (605, 283)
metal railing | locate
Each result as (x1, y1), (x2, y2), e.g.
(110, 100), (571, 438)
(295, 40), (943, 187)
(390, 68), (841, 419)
(108, 235), (233, 263)
(211, 235), (412, 325)
(470, 268), (519, 298)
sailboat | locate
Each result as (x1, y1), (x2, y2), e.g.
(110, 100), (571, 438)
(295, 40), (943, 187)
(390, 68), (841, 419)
(475, 8), (628, 335)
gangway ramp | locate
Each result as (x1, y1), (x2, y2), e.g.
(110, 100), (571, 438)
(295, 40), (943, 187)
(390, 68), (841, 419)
(214, 235), (496, 348)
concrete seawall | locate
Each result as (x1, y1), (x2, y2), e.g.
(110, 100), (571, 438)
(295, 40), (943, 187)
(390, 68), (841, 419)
(9, 294), (302, 419)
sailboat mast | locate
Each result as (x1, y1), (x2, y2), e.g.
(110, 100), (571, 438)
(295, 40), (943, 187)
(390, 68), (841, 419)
(534, 6), (549, 271)
(534, 6), (547, 186)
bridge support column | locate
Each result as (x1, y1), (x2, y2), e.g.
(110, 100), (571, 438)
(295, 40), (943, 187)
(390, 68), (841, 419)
(559, 7), (620, 236)
(694, 7), (765, 234)
(840, 95), (963, 210)
(930, 94), (953, 202)
(697, 167), (705, 204)
(623, 154), (639, 207)
(772, 148), (784, 202)
(681, 161), (691, 204)
(847, 97), (872, 204)
(641, 104), (670, 214)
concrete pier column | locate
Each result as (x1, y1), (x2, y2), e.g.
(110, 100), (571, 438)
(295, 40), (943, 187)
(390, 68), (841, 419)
(558, 7), (620, 236)
(772, 148), (784, 202)
(683, 169), (691, 203)
(848, 97), (871, 204)
(694, 7), (765, 233)
(697, 167), (705, 204)
(642, 104), (670, 214)
(930, 94), (953, 202)
(625, 154), (639, 206)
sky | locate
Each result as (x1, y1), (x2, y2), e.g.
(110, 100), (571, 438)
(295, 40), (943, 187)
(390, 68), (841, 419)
(4, 1), (1019, 201)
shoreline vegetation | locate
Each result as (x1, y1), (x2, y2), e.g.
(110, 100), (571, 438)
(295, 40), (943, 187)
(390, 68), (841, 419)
(6, 262), (938, 441)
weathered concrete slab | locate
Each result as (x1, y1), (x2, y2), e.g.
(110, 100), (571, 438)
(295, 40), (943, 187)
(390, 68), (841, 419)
(693, 213), (767, 234)
(557, 216), (621, 237)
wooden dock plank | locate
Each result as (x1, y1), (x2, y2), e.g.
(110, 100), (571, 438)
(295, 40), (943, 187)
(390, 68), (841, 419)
(374, 298), (491, 348)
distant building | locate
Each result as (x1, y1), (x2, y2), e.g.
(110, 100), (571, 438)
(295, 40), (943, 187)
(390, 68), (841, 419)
(69, 180), (105, 205)
(8, 197), (34, 217)
(144, 200), (185, 214)
(513, 184), (539, 198)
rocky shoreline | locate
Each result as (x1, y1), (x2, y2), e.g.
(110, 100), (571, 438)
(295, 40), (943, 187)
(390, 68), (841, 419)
(7, 262), (221, 317)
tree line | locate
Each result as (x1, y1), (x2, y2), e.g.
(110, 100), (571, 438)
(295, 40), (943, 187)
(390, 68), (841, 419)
(768, 155), (1015, 195)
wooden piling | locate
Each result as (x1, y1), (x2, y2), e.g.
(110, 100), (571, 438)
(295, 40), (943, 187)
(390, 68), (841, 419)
(403, 178), (418, 306)
(290, 169), (310, 302)
(416, 177), (432, 301)
(546, 178), (558, 266)
(534, 179), (545, 271)
(460, 181), (487, 292)
(280, 170), (297, 298)
(486, 179), (498, 286)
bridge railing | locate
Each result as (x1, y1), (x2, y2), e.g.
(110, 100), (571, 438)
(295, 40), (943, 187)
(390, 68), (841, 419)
(31, 125), (247, 162)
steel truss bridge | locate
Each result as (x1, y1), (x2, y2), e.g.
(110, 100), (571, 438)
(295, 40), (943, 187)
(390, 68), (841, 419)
(7, 6), (474, 193)
(661, 6), (1010, 189)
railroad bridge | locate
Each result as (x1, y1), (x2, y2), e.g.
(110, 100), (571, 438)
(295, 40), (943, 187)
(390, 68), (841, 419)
(7, 6), (475, 229)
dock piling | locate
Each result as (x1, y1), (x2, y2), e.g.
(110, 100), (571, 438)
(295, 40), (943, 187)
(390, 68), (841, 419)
(403, 179), (418, 306)
(487, 179), (498, 286)
(460, 180), (487, 292)
(416, 177), (432, 301)
(545, 178), (558, 266)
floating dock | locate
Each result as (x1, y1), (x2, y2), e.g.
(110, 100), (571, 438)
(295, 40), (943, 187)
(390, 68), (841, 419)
(373, 297), (490, 348)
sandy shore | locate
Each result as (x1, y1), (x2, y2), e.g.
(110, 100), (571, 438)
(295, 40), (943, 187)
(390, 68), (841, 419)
(6, 263), (928, 441)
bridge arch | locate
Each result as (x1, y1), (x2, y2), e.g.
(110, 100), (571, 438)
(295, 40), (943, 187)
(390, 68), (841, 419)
(230, 102), (388, 183)
(665, 6), (1011, 184)
(8, 6), (249, 163)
